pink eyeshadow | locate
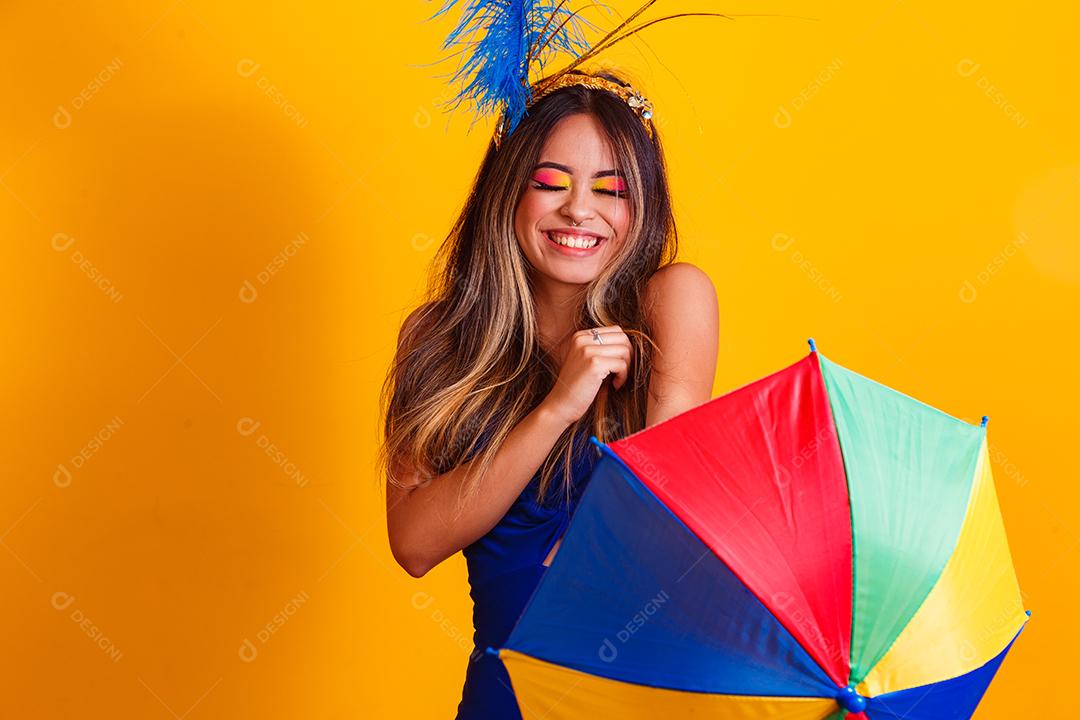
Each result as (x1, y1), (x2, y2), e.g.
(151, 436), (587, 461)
(533, 168), (571, 186)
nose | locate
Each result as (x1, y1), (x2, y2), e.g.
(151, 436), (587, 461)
(561, 184), (596, 225)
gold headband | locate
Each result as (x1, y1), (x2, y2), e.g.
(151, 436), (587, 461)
(493, 72), (655, 149)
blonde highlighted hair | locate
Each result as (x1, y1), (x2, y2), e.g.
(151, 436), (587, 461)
(378, 69), (679, 515)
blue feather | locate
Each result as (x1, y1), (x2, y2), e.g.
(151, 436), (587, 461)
(426, 1), (607, 137)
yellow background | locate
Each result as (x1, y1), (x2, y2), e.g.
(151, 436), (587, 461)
(2, 1), (1075, 717)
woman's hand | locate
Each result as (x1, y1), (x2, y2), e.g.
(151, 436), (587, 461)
(541, 325), (632, 426)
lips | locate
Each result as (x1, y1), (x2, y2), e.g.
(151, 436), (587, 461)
(544, 226), (604, 239)
(543, 230), (606, 255)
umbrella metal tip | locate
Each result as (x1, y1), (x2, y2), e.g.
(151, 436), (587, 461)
(484, 646), (499, 658)
(807, 337), (817, 353)
(981, 415), (989, 427)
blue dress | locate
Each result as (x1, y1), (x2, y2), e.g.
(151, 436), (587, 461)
(454, 429), (599, 720)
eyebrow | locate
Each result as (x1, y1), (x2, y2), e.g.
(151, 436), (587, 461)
(533, 161), (622, 179)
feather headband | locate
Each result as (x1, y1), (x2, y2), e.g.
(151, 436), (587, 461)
(426, 0), (739, 149)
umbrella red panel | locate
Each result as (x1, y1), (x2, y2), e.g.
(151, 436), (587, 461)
(607, 353), (853, 686)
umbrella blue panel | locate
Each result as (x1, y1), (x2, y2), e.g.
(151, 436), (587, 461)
(866, 623), (1026, 720)
(502, 450), (838, 697)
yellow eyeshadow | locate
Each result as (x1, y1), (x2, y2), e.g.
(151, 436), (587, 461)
(593, 176), (627, 193)
(531, 167), (628, 195)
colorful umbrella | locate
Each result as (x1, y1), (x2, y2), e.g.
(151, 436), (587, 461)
(485, 340), (1030, 719)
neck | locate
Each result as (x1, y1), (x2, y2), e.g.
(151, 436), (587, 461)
(531, 272), (587, 358)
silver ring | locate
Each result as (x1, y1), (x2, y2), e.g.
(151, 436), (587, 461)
(591, 329), (604, 344)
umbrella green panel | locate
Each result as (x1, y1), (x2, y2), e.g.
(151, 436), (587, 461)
(816, 354), (985, 685)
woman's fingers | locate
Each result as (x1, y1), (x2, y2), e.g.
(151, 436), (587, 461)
(568, 326), (633, 391)
(580, 326), (631, 389)
(576, 327), (630, 348)
(588, 351), (629, 390)
(609, 356), (630, 390)
(613, 358), (630, 390)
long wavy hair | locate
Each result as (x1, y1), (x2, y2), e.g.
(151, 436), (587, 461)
(378, 68), (678, 515)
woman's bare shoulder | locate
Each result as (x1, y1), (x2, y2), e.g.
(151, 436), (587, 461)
(645, 262), (717, 308)
(641, 261), (719, 423)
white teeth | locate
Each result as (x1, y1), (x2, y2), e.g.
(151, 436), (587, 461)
(547, 232), (599, 249)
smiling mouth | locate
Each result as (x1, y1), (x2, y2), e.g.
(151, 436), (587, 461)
(543, 231), (606, 250)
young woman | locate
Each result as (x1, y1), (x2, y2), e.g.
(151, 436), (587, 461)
(380, 69), (719, 719)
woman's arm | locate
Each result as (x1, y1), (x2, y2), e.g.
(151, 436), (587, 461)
(385, 308), (573, 578)
(643, 262), (720, 426)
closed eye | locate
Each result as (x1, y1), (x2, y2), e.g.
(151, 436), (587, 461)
(532, 182), (625, 197)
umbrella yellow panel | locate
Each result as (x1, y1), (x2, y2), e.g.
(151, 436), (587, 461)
(500, 649), (839, 720)
(857, 438), (1028, 697)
